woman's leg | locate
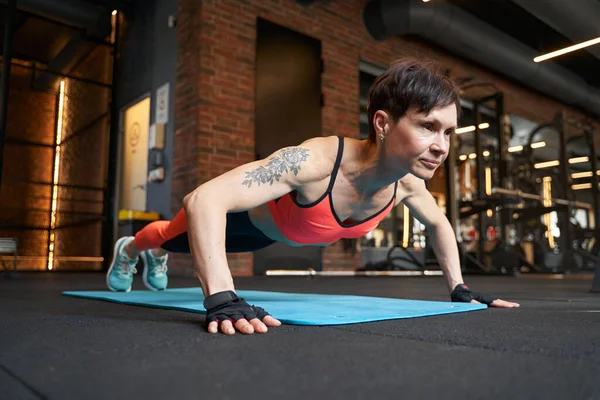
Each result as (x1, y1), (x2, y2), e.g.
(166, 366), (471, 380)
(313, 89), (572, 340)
(131, 208), (188, 254)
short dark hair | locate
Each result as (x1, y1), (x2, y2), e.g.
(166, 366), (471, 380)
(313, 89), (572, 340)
(367, 58), (461, 142)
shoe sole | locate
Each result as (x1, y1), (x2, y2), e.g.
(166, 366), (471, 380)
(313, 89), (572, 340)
(106, 236), (133, 292)
(140, 251), (166, 291)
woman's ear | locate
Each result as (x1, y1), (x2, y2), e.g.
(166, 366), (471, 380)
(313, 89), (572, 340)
(373, 110), (389, 134)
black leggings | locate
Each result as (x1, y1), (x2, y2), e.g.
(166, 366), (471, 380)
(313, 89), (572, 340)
(160, 211), (276, 253)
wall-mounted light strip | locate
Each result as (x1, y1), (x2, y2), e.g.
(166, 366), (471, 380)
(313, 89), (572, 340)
(530, 141), (546, 149)
(456, 122), (490, 135)
(402, 204), (410, 248)
(534, 36), (600, 63)
(47, 80), (66, 271)
(572, 170), (600, 179)
(533, 158), (594, 169)
(508, 141), (547, 153)
(569, 156), (589, 164)
(402, 205), (410, 248)
(572, 171), (594, 179)
(535, 160), (560, 169)
(485, 167), (492, 196)
(542, 177), (554, 248)
(572, 183), (593, 191)
(508, 145), (524, 153)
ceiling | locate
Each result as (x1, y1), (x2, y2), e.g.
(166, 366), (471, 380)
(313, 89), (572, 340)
(447, 0), (600, 90)
(0, 0), (129, 89)
(1, 0), (599, 90)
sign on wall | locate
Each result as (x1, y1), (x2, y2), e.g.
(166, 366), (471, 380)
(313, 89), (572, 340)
(121, 97), (150, 211)
(156, 82), (170, 124)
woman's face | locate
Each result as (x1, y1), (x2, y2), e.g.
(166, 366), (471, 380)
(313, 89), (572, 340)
(375, 104), (457, 180)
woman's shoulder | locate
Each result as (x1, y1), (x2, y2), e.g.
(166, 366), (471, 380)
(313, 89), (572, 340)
(298, 135), (340, 165)
(285, 136), (339, 186)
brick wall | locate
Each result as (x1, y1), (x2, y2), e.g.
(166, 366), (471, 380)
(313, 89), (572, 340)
(0, 64), (56, 270)
(0, 44), (111, 271)
(173, 0), (599, 276)
(55, 45), (112, 271)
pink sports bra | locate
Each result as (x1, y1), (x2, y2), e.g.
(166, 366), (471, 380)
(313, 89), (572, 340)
(267, 136), (397, 245)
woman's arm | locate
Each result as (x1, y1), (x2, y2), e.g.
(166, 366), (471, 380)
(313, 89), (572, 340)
(182, 137), (334, 296)
(398, 175), (464, 293)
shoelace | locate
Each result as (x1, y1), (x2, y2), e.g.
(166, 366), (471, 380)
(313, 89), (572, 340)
(116, 253), (137, 278)
(149, 255), (168, 276)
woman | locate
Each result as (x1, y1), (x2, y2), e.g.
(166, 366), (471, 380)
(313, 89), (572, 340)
(106, 58), (520, 335)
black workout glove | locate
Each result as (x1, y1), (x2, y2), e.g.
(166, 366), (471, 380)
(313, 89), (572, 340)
(450, 284), (495, 305)
(203, 290), (270, 327)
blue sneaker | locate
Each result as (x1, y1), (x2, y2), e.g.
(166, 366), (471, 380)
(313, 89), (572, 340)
(140, 250), (168, 291)
(106, 236), (138, 292)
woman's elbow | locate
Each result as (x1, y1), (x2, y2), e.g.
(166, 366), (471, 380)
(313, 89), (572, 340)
(183, 188), (206, 212)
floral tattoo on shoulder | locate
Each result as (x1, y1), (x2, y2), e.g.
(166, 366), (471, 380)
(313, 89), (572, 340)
(242, 147), (309, 187)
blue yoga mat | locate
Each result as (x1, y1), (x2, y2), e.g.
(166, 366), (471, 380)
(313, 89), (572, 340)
(62, 288), (487, 326)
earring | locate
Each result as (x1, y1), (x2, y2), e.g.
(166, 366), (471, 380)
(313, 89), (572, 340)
(379, 132), (385, 142)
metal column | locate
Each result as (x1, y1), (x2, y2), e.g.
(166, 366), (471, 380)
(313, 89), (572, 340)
(557, 112), (573, 254)
(445, 133), (458, 233)
(101, 12), (120, 270)
(0, 0), (18, 193)
(591, 130), (600, 291)
(474, 101), (486, 261)
(495, 93), (510, 242)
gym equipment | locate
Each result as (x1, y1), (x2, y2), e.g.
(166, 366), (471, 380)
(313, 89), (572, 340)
(0, 237), (18, 278)
(519, 115), (599, 271)
(455, 91), (534, 274)
(62, 288), (486, 325)
(359, 244), (440, 272)
(458, 104), (597, 274)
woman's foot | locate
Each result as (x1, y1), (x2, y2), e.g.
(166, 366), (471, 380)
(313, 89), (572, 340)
(140, 250), (169, 291)
(106, 237), (139, 292)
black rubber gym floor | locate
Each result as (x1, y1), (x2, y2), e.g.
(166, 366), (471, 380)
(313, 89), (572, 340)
(2, 271), (599, 400)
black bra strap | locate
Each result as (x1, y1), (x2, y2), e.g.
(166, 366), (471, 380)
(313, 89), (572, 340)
(326, 136), (344, 194)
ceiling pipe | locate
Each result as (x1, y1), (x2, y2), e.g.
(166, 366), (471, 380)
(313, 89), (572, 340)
(363, 0), (600, 118)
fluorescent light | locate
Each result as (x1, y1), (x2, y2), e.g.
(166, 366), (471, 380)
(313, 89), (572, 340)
(572, 171), (593, 179)
(483, 150), (490, 157)
(456, 126), (475, 134)
(402, 205), (410, 248)
(534, 160), (560, 169)
(530, 141), (546, 149)
(485, 168), (492, 196)
(534, 36), (600, 63)
(422, 0), (431, 2)
(48, 79), (66, 271)
(459, 155), (467, 161)
(508, 145), (523, 153)
(507, 141), (550, 153)
(468, 153), (477, 159)
(456, 122), (490, 135)
(569, 156), (589, 164)
(542, 177), (553, 248)
(572, 183), (593, 191)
